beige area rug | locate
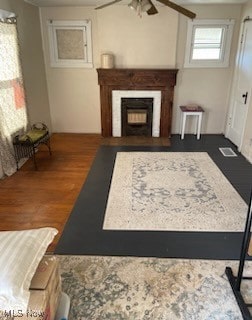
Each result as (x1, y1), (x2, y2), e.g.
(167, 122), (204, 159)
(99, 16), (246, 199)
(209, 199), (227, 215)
(103, 152), (248, 231)
(58, 255), (252, 320)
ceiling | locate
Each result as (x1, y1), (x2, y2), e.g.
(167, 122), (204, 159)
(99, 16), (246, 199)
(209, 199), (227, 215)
(24, 0), (248, 7)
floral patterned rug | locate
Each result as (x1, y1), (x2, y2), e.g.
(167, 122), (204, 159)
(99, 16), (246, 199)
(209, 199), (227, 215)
(103, 152), (247, 231)
(58, 255), (252, 320)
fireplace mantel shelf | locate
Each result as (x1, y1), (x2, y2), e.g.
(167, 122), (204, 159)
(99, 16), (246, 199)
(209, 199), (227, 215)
(97, 68), (178, 137)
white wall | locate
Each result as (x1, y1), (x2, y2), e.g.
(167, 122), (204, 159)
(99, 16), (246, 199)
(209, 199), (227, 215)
(240, 1), (252, 163)
(97, 6), (178, 68)
(0, 0), (11, 10)
(172, 4), (242, 134)
(0, 1), (245, 136)
(40, 5), (178, 133)
(40, 4), (242, 135)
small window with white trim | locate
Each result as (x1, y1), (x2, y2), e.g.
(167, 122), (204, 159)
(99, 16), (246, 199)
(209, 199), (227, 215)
(47, 20), (93, 68)
(184, 19), (235, 68)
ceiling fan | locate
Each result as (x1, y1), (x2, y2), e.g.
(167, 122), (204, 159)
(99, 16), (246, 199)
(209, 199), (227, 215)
(95, 0), (196, 19)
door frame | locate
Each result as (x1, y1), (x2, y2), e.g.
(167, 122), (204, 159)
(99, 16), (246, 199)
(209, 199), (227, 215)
(225, 16), (252, 151)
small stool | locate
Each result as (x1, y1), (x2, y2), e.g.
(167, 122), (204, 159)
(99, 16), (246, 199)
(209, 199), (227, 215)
(180, 105), (204, 140)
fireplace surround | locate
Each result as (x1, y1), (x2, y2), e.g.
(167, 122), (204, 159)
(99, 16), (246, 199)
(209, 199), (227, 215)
(112, 90), (161, 137)
(97, 68), (178, 137)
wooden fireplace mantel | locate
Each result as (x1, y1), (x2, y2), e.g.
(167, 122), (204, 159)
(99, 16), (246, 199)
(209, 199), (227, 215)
(97, 68), (178, 137)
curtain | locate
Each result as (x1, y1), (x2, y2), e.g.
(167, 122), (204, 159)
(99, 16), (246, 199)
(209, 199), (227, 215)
(0, 18), (29, 177)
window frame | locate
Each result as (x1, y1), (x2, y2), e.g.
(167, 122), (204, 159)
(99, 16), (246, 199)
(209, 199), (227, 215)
(47, 20), (93, 68)
(184, 19), (235, 68)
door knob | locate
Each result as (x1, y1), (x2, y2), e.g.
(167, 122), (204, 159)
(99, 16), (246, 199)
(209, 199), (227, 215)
(242, 92), (248, 104)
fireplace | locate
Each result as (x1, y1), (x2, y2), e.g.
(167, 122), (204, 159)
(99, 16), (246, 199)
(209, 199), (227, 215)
(112, 90), (161, 137)
(121, 98), (153, 136)
(97, 68), (178, 138)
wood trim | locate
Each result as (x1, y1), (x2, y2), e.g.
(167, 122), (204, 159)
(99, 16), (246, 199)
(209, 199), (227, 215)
(97, 68), (178, 137)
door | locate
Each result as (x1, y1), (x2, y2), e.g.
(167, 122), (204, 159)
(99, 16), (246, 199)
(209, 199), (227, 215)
(226, 19), (252, 149)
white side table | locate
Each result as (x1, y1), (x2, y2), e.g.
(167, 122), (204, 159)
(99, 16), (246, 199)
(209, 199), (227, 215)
(180, 105), (204, 140)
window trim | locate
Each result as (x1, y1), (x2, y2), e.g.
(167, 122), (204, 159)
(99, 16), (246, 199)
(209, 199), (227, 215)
(47, 20), (93, 68)
(184, 19), (235, 68)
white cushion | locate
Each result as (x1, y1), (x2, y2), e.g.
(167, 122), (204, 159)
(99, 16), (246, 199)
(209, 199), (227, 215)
(0, 227), (58, 312)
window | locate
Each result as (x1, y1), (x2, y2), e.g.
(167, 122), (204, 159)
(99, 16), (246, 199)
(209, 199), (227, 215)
(47, 20), (93, 68)
(0, 18), (29, 176)
(184, 19), (235, 68)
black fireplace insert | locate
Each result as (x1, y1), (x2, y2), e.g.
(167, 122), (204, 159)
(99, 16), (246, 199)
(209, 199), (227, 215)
(121, 98), (153, 136)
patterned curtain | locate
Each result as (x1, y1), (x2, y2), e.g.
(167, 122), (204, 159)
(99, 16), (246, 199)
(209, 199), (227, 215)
(0, 19), (29, 177)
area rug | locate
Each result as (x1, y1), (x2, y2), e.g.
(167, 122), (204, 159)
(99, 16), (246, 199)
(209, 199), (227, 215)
(58, 255), (252, 320)
(103, 152), (248, 232)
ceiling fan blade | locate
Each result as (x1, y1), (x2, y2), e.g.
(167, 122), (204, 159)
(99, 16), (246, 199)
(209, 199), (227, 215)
(156, 0), (196, 19)
(95, 0), (122, 10)
(147, 0), (158, 15)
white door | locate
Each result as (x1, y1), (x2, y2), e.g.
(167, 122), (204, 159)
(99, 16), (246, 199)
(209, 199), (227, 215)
(226, 19), (252, 149)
